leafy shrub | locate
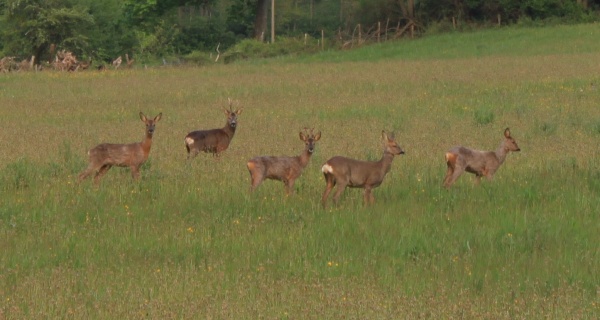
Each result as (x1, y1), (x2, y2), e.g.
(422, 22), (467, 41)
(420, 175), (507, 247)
(592, 121), (600, 135)
(474, 106), (495, 126)
(182, 51), (214, 66)
(1, 159), (35, 190)
(223, 36), (321, 63)
(539, 121), (558, 135)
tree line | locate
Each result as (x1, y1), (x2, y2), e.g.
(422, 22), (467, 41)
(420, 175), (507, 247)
(0, 0), (598, 67)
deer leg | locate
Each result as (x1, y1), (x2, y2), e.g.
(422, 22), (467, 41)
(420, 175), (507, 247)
(445, 166), (465, 188)
(186, 145), (200, 159)
(321, 174), (336, 207)
(332, 179), (348, 204)
(444, 152), (459, 188)
(484, 168), (495, 181)
(78, 163), (98, 182)
(130, 166), (141, 180)
(93, 165), (112, 183)
(474, 174), (482, 185)
(247, 162), (264, 192)
(364, 187), (375, 205)
(285, 179), (296, 196)
(188, 149), (200, 159)
(443, 165), (454, 187)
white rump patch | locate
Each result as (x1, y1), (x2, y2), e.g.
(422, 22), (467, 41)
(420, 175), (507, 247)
(322, 163), (333, 174)
(184, 137), (194, 146)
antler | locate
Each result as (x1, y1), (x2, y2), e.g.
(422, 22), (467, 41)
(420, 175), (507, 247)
(301, 127), (321, 139)
(225, 97), (243, 112)
(309, 127), (320, 138)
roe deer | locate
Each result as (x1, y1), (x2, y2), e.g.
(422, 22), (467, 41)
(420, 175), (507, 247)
(184, 98), (243, 159)
(443, 127), (520, 188)
(321, 130), (405, 207)
(112, 56), (122, 69)
(78, 112), (162, 183)
(125, 53), (135, 68)
(247, 128), (321, 195)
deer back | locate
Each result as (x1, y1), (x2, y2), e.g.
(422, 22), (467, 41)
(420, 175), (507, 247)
(447, 146), (492, 172)
(88, 142), (146, 167)
(249, 128), (321, 181)
(447, 127), (520, 175)
(185, 128), (231, 153)
(185, 98), (243, 154)
(250, 156), (302, 181)
(87, 112), (162, 168)
(323, 131), (404, 187)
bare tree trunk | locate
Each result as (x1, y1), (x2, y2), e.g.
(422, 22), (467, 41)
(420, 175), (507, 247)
(385, 18), (389, 41)
(254, 0), (269, 41)
(271, 0), (275, 43)
(310, 0), (314, 25)
(358, 24), (362, 45)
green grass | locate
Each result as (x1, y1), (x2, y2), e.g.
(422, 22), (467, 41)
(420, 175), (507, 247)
(1, 24), (599, 318)
(292, 23), (600, 63)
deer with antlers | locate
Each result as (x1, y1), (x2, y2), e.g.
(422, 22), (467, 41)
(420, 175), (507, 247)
(184, 98), (243, 159)
(321, 130), (405, 207)
(247, 128), (321, 195)
(78, 112), (162, 184)
(125, 53), (135, 68)
(112, 56), (122, 69)
(443, 127), (520, 188)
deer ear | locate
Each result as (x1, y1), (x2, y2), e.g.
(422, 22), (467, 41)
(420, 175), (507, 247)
(381, 130), (389, 141)
(314, 131), (321, 141)
(139, 112), (147, 122)
(299, 131), (306, 141)
(154, 113), (162, 122)
(504, 127), (511, 138)
(235, 107), (243, 115)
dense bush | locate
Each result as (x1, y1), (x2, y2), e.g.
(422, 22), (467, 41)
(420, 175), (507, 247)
(0, 0), (599, 64)
(222, 36), (322, 63)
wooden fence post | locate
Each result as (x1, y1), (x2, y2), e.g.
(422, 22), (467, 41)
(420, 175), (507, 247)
(358, 24), (362, 45)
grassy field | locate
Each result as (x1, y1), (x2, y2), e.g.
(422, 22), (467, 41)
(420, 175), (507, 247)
(1, 24), (599, 319)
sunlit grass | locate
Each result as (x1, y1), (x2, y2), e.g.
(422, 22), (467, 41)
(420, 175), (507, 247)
(1, 24), (599, 318)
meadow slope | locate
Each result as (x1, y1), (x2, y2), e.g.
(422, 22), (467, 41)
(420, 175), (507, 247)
(1, 24), (599, 319)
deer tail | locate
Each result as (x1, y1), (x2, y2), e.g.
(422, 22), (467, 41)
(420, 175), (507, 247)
(321, 163), (333, 174)
(445, 152), (457, 169)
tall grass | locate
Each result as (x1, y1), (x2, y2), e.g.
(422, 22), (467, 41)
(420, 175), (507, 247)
(1, 24), (599, 318)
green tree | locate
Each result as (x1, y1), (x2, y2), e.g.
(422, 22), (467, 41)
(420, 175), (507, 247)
(0, 0), (93, 63)
(77, 0), (137, 63)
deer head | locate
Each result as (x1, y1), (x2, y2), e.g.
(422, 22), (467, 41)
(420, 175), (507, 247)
(503, 128), (520, 152)
(223, 98), (243, 129)
(140, 112), (162, 135)
(300, 127), (322, 153)
(382, 131), (405, 155)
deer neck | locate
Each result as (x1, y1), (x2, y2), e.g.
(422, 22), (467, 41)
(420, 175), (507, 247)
(298, 149), (313, 168)
(378, 150), (396, 174)
(494, 141), (509, 165)
(141, 131), (153, 154)
(223, 123), (236, 138)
